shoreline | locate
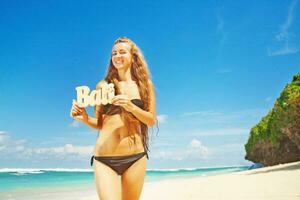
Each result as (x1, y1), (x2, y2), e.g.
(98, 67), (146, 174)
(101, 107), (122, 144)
(1, 161), (299, 200)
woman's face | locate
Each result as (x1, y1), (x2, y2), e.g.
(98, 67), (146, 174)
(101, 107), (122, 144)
(111, 42), (132, 70)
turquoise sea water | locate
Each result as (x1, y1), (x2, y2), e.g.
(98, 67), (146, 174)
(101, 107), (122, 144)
(0, 165), (250, 194)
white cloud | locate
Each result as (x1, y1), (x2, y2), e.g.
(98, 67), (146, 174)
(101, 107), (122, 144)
(0, 131), (8, 143)
(216, 7), (226, 51)
(157, 114), (168, 124)
(69, 120), (81, 128)
(27, 144), (93, 157)
(267, 45), (298, 56)
(150, 140), (173, 148)
(151, 139), (209, 161)
(0, 132), (93, 159)
(187, 139), (209, 158)
(189, 138), (202, 148)
(264, 96), (272, 102)
(276, 0), (298, 41)
(268, 0), (299, 56)
(0, 131), (26, 153)
(152, 150), (184, 161)
(0, 131), (7, 152)
(14, 143), (94, 160)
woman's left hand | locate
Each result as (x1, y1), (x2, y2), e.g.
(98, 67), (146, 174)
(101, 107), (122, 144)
(111, 94), (135, 112)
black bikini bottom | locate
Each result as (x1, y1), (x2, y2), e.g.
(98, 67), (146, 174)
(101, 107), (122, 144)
(91, 152), (149, 175)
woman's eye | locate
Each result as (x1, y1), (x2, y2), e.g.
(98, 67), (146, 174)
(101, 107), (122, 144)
(112, 51), (127, 56)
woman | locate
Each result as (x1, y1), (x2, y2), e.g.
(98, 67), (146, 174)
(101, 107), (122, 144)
(70, 37), (157, 200)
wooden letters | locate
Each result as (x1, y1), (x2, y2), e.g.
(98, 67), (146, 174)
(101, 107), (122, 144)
(74, 83), (115, 107)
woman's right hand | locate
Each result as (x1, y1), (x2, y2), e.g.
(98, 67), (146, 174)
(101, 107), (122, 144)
(70, 100), (88, 122)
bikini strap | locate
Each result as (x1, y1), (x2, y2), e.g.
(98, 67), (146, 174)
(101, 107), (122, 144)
(90, 156), (94, 166)
(143, 146), (149, 160)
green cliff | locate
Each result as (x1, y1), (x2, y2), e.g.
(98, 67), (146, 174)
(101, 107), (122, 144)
(245, 72), (300, 166)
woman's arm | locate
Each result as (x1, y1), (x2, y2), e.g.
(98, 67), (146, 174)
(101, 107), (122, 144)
(71, 103), (100, 130)
(78, 117), (99, 129)
(129, 80), (157, 126)
(70, 81), (105, 130)
(108, 79), (157, 126)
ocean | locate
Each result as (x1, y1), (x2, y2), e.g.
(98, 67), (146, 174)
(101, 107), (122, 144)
(0, 165), (250, 200)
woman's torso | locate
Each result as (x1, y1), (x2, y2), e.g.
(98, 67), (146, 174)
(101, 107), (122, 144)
(93, 81), (145, 156)
(93, 114), (145, 156)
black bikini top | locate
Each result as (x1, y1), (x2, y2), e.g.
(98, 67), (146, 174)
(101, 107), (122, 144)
(102, 99), (144, 115)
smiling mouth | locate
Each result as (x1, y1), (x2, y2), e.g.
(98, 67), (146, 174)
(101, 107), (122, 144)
(114, 60), (124, 65)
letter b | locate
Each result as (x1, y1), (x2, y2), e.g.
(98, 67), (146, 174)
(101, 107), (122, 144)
(75, 86), (90, 107)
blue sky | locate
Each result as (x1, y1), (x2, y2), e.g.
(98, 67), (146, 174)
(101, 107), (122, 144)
(0, 0), (299, 169)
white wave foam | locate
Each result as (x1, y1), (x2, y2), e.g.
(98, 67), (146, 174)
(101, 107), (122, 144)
(147, 168), (199, 172)
(146, 165), (249, 172)
(0, 165), (249, 173)
(16, 171), (44, 175)
(0, 168), (93, 173)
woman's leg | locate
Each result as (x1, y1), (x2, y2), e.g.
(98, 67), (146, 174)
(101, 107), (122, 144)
(121, 155), (147, 200)
(93, 158), (121, 200)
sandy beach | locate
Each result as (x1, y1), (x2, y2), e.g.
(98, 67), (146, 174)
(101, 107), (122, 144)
(79, 161), (300, 200)
(2, 161), (299, 200)
(140, 161), (300, 200)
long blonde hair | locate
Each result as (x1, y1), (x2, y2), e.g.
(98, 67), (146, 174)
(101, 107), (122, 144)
(96, 37), (153, 153)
